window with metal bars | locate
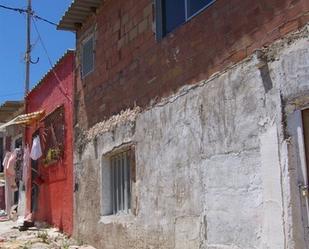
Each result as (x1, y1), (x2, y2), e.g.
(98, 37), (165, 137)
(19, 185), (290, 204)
(81, 35), (94, 77)
(101, 148), (136, 216)
(42, 106), (65, 165)
(110, 150), (132, 214)
(155, 0), (215, 40)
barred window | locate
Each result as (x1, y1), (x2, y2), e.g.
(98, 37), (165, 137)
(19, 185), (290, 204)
(82, 35), (94, 77)
(42, 106), (65, 165)
(101, 149), (135, 216)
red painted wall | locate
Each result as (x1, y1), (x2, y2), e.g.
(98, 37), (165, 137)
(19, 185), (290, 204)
(25, 51), (74, 235)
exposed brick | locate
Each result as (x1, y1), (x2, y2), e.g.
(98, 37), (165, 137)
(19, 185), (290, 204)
(75, 0), (309, 128)
(138, 18), (148, 34)
(117, 36), (127, 49)
(121, 13), (129, 24)
(230, 49), (248, 64)
(129, 26), (138, 41)
(279, 19), (300, 35)
(124, 20), (133, 33)
(143, 3), (152, 18)
(112, 19), (121, 32)
(300, 12), (309, 26)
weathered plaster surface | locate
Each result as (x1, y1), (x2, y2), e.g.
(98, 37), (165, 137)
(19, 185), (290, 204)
(73, 26), (309, 249)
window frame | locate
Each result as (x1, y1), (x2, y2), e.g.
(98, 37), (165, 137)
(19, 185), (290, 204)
(81, 34), (95, 78)
(101, 146), (136, 217)
(41, 105), (65, 166)
(185, 0), (216, 21)
(110, 150), (132, 215)
(155, 0), (216, 40)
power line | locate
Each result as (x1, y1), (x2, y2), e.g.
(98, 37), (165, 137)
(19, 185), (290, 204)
(32, 17), (72, 103)
(0, 3), (71, 102)
(0, 4), (25, 13)
(32, 17), (56, 72)
(32, 14), (57, 26)
(0, 3), (57, 26)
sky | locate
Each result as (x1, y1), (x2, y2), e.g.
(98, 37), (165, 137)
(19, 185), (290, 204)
(0, 0), (75, 105)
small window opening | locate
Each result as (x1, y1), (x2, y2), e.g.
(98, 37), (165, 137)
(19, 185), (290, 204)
(82, 36), (94, 77)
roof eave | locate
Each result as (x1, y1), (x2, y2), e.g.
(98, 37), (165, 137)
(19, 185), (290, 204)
(57, 0), (103, 31)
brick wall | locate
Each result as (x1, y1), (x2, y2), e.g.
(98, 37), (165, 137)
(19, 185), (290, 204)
(75, 0), (309, 128)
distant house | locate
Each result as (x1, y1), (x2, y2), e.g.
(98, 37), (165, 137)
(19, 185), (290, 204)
(58, 0), (309, 248)
(0, 101), (24, 169)
(24, 50), (74, 235)
(0, 101), (24, 213)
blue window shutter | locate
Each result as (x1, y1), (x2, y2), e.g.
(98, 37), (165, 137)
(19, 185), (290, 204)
(155, 0), (163, 41)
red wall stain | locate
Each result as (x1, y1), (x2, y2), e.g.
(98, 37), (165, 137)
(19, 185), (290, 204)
(25, 51), (74, 235)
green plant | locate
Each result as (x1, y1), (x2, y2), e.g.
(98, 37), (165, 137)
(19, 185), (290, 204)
(62, 241), (70, 249)
(43, 147), (63, 165)
(37, 230), (49, 243)
(62, 243), (70, 249)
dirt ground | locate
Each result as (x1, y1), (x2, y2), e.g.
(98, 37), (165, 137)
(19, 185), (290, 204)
(0, 220), (96, 249)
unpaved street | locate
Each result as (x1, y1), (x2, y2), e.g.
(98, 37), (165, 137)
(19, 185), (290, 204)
(0, 220), (96, 249)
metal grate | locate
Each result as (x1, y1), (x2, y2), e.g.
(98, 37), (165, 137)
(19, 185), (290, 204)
(42, 106), (65, 165)
(82, 36), (94, 77)
(110, 150), (131, 214)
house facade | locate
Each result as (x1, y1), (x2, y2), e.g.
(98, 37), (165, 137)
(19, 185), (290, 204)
(58, 0), (309, 248)
(0, 101), (24, 171)
(0, 101), (24, 215)
(24, 50), (74, 235)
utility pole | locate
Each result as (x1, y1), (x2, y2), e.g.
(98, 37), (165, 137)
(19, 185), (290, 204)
(24, 0), (31, 97)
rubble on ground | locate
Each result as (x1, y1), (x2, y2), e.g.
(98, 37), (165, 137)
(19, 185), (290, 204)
(0, 221), (96, 249)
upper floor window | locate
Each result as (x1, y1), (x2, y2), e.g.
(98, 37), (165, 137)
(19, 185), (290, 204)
(156, 0), (215, 39)
(81, 35), (94, 77)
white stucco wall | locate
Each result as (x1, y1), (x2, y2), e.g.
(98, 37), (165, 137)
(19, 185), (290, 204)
(73, 26), (309, 249)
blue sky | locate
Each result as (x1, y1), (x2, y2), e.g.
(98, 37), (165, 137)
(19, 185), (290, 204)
(0, 0), (75, 104)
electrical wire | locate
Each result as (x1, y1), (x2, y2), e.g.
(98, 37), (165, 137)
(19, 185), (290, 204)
(0, 4), (25, 14)
(32, 14), (57, 26)
(0, 4), (72, 102)
(32, 17), (72, 103)
(31, 36), (40, 51)
(0, 4), (57, 26)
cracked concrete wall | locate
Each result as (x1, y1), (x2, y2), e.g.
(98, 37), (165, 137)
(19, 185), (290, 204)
(73, 27), (309, 249)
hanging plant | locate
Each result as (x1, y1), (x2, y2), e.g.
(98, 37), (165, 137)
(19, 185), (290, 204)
(43, 146), (63, 166)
